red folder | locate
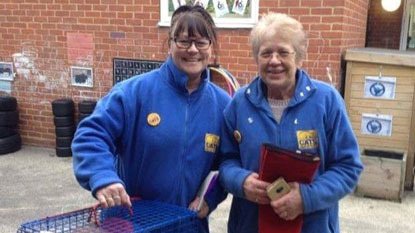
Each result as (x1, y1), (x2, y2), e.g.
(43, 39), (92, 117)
(258, 143), (320, 233)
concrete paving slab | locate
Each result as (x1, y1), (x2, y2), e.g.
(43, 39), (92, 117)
(1, 146), (414, 233)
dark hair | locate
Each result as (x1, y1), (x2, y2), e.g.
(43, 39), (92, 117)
(169, 5), (218, 54)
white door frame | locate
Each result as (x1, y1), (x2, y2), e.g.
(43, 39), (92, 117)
(400, 0), (415, 50)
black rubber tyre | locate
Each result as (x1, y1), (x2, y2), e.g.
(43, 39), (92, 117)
(56, 136), (73, 147)
(56, 146), (72, 157)
(0, 127), (18, 139)
(52, 99), (74, 117)
(0, 110), (19, 127)
(78, 113), (91, 122)
(78, 100), (97, 114)
(54, 116), (74, 127)
(55, 125), (76, 137)
(0, 133), (21, 155)
(0, 95), (17, 111)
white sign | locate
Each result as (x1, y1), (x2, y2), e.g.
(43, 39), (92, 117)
(232, 0), (248, 15)
(0, 62), (14, 81)
(71, 66), (93, 88)
(361, 113), (392, 136)
(364, 76), (396, 99)
(212, 0), (229, 17)
(194, 0), (209, 9)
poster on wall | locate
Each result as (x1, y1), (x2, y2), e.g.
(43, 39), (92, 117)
(159, 0), (259, 28)
(71, 66), (93, 88)
(212, 0), (230, 17)
(194, 0), (209, 9)
(232, 0), (248, 15)
(361, 113), (392, 137)
(364, 76), (396, 99)
(0, 62), (14, 81)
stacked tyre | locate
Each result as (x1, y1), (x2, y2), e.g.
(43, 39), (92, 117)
(52, 99), (75, 157)
(0, 95), (21, 155)
(78, 100), (96, 124)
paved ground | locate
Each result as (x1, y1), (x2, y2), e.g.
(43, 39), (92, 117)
(1, 146), (414, 233)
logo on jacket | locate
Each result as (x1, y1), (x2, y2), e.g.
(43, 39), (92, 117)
(147, 113), (161, 126)
(205, 133), (220, 153)
(296, 130), (318, 150)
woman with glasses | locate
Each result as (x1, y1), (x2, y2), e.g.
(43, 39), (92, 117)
(72, 5), (230, 232)
(219, 13), (363, 233)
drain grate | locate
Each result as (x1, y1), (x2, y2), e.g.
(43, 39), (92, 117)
(113, 58), (163, 85)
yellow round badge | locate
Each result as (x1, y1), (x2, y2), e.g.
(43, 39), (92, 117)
(147, 113), (161, 126)
(233, 130), (242, 144)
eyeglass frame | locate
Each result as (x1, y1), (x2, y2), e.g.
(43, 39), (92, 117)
(171, 37), (212, 50)
(258, 49), (296, 61)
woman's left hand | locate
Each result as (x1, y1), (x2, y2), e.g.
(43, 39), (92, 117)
(188, 196), (210, 218)
(270, 182), (303, 221)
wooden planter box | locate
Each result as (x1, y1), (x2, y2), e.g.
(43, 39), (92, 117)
(355, 148), (407, 202)
(344, 48), (415, 189)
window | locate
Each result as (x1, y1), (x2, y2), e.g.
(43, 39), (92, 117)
(159, 0), (259, 28)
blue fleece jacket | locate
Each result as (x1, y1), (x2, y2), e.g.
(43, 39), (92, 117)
(219, 70), (363, 233)
(72, 56), (231, 232)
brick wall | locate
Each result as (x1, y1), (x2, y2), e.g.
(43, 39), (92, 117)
(366, 0), (403, 49)
(0, 0), (369, 148)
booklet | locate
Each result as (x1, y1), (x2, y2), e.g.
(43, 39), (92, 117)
(196, 171), (219, 211)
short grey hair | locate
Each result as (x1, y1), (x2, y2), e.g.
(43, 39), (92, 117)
(250, 13), (307, 63)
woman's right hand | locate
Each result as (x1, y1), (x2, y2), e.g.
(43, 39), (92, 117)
(242, 172), (270, 205)
(96, 183), (132, 208)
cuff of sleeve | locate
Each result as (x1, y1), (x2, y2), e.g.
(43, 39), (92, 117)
(300, 183), (313, 214)
(89, 171), (124, 198)
(231, 170), (252, 198)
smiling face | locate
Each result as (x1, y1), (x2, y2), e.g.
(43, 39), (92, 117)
(169, 32), (212, 80)
(257, 34), (299, 99)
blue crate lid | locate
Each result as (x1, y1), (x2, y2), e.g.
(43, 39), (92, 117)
(17, 199), (199, 233)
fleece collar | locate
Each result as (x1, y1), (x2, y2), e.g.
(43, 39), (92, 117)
(161, 55), (209, 94)
(245, 69), (317, 110)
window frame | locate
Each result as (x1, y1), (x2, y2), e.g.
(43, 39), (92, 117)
(158, 0), (259, 29)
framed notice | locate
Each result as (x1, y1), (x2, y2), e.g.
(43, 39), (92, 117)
(364, 76), (396, 99)
(159, 0), (259, 28)
(71, 66), (93, 88)
(0, 62), (14, 81)
(361, 113), (392, 137)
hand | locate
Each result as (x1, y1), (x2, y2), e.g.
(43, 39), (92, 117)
(96, 183), (131, 208)
(270, 182), (303, 221)
(188, 196), (209, 218)
(242, 172), (270, 205)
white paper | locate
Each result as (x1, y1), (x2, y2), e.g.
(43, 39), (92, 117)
(196, 171), (219, 211)
(194, 0), (209, 9)
(232, 0), (248, 15)
(364, 76), (396, 99)
(361, 113), (392, 136)
(212, 0), (229, 17)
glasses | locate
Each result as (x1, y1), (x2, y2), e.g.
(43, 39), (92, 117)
(173, 37), (211, 50)
(259, 50), (296, 61)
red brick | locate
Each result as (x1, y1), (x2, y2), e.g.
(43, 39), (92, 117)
(0, 0), (369, 147)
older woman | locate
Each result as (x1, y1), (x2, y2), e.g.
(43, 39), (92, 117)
(219, 13), (363, 233)
(72, 5), (230, 233)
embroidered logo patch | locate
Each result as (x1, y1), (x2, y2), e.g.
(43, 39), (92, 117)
(296, 130), (318, 150)
(205, 133), (220, 153)
(147, 113), (161, 126)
